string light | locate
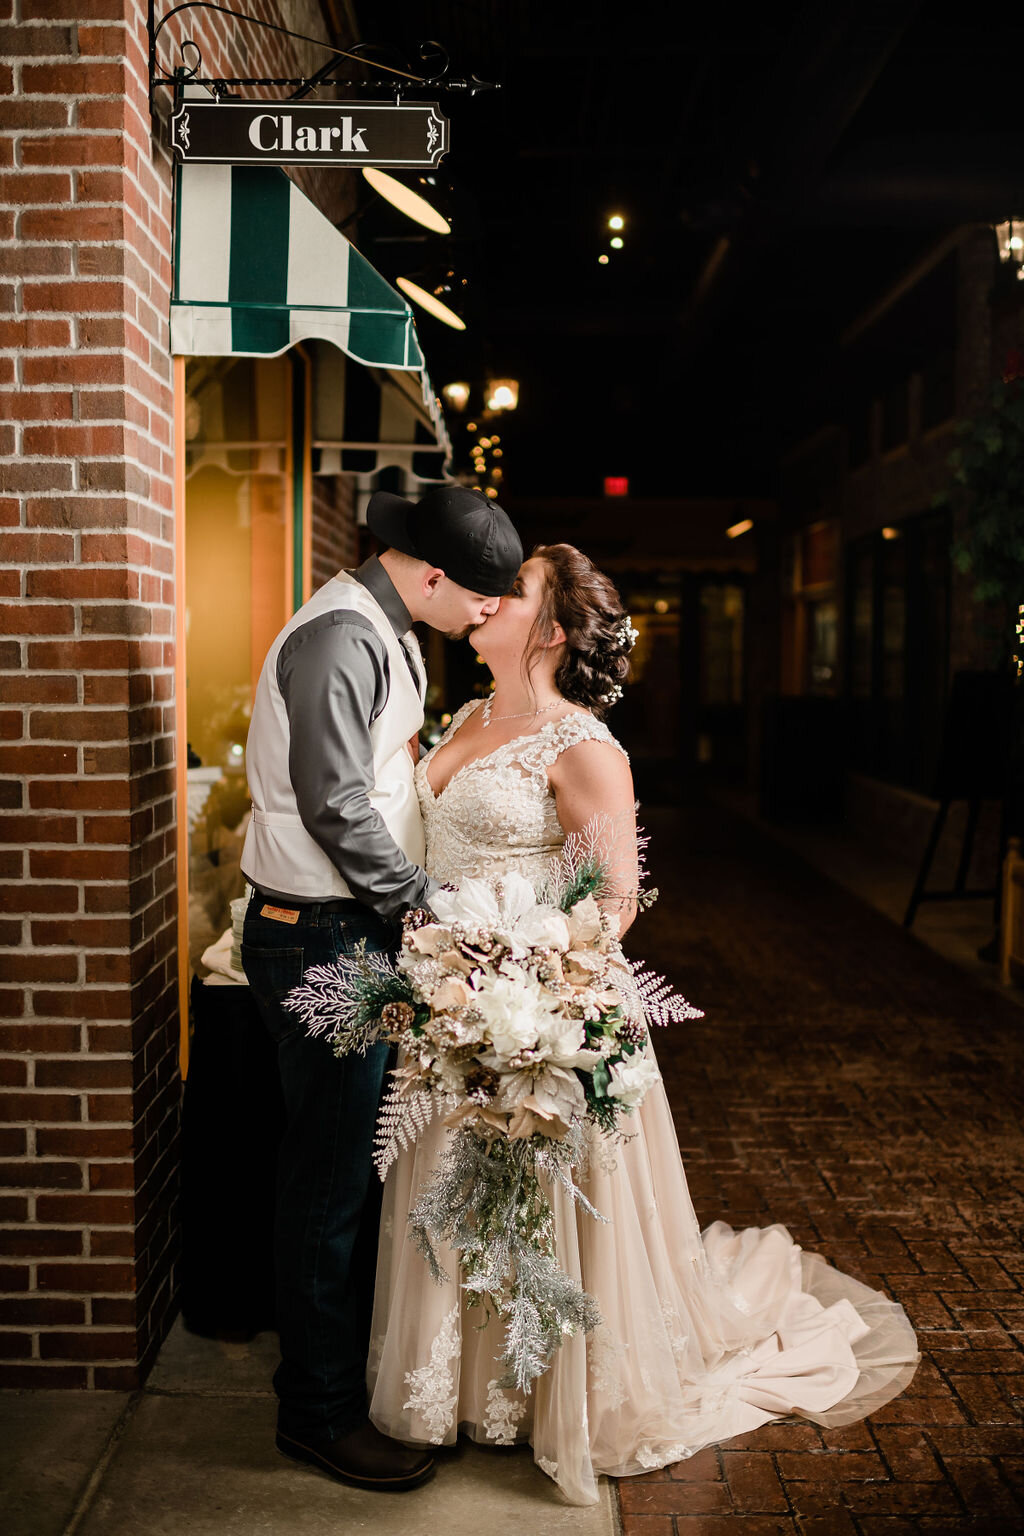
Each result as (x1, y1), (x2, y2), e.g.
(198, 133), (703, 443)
(598, 254), (609, 265)
(608, 214), (625, 230)
(610, 236), (624, 250)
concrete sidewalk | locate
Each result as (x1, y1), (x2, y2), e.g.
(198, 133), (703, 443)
(2, 1319), (618, 1536)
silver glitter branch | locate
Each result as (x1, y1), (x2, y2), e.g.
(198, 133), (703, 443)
(407, 1126), (603, 1392)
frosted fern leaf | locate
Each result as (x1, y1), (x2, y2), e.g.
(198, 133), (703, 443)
(374, 1078), (436, 1180)
(624, 960), (704, 1029)
(283, 951), (410, 1056)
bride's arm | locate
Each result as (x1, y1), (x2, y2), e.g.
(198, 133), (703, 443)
(548, 739), (639, 938)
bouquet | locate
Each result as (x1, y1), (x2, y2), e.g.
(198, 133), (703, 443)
(284, 826), (703, 1391)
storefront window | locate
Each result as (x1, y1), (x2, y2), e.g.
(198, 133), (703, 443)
(845, 512), (950, 793)
(183, 355), (302, 977)
(807, 599), (838, 694)
(850, 546), (874, 701)
(615, 581), (681, 762)
(699, 584), (744, 708)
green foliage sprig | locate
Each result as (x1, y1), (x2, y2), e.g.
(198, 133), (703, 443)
(940, 378), (1024, 609)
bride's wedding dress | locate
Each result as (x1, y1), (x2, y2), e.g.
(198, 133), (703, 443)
(368, 700), (919, 1505)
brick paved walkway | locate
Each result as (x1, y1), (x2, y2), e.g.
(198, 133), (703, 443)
(616, 803), (1024, 1536)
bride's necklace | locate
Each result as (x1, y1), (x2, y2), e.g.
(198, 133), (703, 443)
(481, 695), (563, 729)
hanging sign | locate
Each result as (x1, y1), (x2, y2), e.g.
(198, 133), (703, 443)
(170, 100), (449, 167)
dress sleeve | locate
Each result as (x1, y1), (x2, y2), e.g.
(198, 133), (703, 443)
(513, 713), (629, 788)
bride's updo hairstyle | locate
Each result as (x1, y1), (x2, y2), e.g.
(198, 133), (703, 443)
(525, 543), (632, 719)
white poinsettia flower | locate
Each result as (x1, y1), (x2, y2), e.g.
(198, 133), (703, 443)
(529, 1064), (587, 1123)
(473, 968), (564, 1060)
(533, 1007), (587, 1066)
(567, 894), (604, 947)
(513, 903), (571, 952)
(430, 878), (501, 929)
(430, 873), (542, 955)
(498, 872), (540, 922)
(606, 1051), (662, 1110)
(557, 1044), (605, 1071)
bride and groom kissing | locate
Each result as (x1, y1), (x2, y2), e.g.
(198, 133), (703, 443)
(239, 483), (919, 1506)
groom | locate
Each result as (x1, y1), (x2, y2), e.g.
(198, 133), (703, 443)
(240, 483), (522, 1491)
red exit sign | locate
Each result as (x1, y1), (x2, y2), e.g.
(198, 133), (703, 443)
(604, 476), (629, 497)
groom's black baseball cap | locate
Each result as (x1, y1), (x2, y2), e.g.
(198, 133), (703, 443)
(366, 483), (523, 597)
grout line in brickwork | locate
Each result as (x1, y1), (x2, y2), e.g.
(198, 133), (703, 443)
(61, 1388), (143, 1536)
(145, 1385), (276, 1399)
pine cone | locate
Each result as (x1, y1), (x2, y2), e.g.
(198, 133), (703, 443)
(403, 907), (434, 931)
(381, 1000), (415, 1030)
(464, 1063), (500, 1098)
(618, 1018), (647, 1048)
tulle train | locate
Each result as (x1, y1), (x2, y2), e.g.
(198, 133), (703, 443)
(368, 1049), (919, 1506)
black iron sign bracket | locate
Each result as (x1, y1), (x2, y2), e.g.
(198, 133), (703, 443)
(148, 1), (498, 122)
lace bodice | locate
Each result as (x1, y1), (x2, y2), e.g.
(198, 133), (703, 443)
(416, 699), (629, 887)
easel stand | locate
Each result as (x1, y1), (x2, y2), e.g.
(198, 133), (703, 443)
(903, 672), (1011, 931)
(903, 796), (1000, 927)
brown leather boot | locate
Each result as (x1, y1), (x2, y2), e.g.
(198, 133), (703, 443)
(275, 1420), (435, 1492)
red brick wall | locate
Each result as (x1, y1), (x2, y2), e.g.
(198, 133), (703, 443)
(0, 0), (358, 1386)
(311, 473), (358, 591)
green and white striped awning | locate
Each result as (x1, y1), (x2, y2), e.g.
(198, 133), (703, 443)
(171, 161), (424, 370)
(311, 342), (450, 483)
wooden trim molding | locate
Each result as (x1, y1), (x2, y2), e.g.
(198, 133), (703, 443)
(173, 355), (191, 1079)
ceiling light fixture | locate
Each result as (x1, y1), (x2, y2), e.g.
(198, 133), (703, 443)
(726, 518), (754, 539)
(396, 275), (466, 330)
(362, 168), (451, 234)
(995, 219), (1024, 280)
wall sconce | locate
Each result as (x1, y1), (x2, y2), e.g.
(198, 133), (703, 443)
(485, 379), (519, 412)
(995, 219), (1024, 280)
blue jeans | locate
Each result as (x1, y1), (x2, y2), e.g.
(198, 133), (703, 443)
(240, 894), (395, 1442)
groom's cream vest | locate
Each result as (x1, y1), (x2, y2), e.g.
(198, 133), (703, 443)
(241, 572), (426, 900)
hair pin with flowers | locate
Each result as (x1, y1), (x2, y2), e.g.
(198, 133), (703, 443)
(618, 617), (639, 651)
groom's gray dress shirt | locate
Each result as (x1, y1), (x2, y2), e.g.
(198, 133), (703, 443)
(256, 554), (439, 918)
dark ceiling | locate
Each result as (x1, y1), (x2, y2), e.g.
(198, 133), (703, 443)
(350, 1), (1024, 499)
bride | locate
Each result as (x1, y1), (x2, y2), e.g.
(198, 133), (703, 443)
(367, 542), (919, 1505)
